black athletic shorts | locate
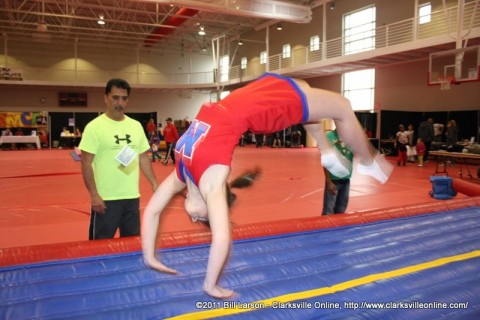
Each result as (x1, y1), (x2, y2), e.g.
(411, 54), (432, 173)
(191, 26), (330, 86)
(89, 198), (140, 240)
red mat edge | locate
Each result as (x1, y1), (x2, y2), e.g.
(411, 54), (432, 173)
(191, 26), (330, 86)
(1, 196), (480, 268)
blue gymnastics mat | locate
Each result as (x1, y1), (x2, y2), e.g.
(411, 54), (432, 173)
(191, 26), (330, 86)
(1, 207), (480, 319)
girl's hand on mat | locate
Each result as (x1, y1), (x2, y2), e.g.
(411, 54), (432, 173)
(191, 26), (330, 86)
(145, 258), (177, 274)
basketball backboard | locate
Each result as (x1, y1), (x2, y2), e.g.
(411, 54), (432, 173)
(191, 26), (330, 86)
(429, 45), (480, 86)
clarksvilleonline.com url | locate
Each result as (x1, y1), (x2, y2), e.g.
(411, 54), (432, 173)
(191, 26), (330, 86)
(195, 300), (469, 310)
(343, 301), (469, 310)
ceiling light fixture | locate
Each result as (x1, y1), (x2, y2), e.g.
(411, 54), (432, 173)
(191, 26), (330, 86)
(198, 25), (206, 36)
(238, 40), (243, 45)
(276, 24), (283, 31)
(37, 21), (47, 32)
(97, 15), (106, 25)
(329, 1), (335, 10)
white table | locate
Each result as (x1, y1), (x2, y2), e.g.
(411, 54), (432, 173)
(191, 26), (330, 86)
(429, 150), (480, 178)
(0, 135), (41, 149)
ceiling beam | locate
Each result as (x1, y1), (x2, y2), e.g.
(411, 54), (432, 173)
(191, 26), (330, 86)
(146, 0), (312, 23)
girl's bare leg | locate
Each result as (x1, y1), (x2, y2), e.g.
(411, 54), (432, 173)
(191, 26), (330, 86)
(294, 79), (392, 183)
(304, 121), (350, 178)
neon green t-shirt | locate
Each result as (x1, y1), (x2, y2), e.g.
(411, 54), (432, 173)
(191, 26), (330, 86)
(326, 130), (354, 180)
(79, 114), (150, 200)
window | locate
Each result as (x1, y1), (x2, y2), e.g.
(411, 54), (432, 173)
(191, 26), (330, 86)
(220, 55), (229, 82)
(210, 91), (230, 102)
(220, 91), (230, 100)
(344, 6), (376, 54)
(342, 69), (375, 111)
(419, 3), (431, 24)
(241, 57), (247, 70)
(282, 44), (291, 58)
(260, 51), (267, 64)
(310, 35), (320, 51)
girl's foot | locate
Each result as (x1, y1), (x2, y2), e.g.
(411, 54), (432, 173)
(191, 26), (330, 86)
(204, 285), (234, 299)
(357, 154), (393, 184)
(321, 153), (350, 178)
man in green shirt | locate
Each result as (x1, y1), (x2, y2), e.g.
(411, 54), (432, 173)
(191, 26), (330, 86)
(79, 78), (158, 240)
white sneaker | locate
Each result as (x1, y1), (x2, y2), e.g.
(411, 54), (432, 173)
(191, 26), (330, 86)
(357, 154), (393, 184)
(321, 153), (350, 178)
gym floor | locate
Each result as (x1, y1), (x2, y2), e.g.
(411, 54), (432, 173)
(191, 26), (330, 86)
(0, 145), (466, 249)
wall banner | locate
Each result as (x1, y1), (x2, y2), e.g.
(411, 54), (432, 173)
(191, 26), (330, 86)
(0, 111), (48, 128)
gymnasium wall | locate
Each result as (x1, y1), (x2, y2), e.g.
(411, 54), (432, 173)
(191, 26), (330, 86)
(375, 60), (480, 112)
(1, 58), (478, 136)
(1, 0), (477, 123)
(0, 41), (214, 80)
(0, 86), (208, 123)
(306, 59), (480, 112)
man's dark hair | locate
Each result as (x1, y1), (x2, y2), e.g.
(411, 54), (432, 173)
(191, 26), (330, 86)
(105, 78), (131, 96)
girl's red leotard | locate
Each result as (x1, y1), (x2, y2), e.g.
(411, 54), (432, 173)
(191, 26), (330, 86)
(174, 73), (309, 185)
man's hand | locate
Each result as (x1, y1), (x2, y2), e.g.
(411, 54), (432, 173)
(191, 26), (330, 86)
(91, 194), (106, 214)
(327, 182), (337, 195)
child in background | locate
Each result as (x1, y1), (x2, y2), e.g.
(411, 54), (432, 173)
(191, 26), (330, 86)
(396, 124), (409, 166)
(406, 124), (416, 162)
(416, 138), (426, 167)
(149, 134), (162, 162)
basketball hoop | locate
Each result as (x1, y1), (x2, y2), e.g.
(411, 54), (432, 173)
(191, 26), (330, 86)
(438, 75), (455, 90)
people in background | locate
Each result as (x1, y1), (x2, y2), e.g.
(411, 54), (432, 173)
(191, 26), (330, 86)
(60, 127), (70, 137)
(291, 128), (302, 148)
(183, 117), (191, 131)
(321, 119), (353, 215)
(433, 122), (444, 142)
(79, 78), (158, 240)
(406, 124), (416, 162)
(142, 73), (393, 299)
(445, 120), (458, 149)
(150, 134), (162, 162)
(396, 124), (409, 166)
(60, 127), (71, 148)
(38, 129), (48, 148)
(162, 117), (179, 165)
(255, 133), (264, 148)
(146, 118), (157, 138)
(418, 118), (434, 162)
(74, 128), (82, 147)
(364, 127), (373, 138)
(416, 138), (426, 167)
(406, 124), (415, 145)
(272, 131), (282, 148)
